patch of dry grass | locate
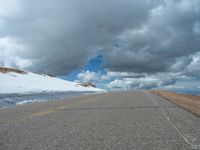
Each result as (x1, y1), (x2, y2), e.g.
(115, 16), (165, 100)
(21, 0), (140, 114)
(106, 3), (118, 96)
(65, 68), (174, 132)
(0, 67), (27, 74)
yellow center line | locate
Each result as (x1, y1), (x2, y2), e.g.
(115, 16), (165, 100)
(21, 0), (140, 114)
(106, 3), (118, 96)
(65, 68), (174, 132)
(77, 98), (98, 104)
(77, 94), (109, 104)
(30, 104), (70, 117)
(31, 110), (55, 117)
(0, 104), (70, 125)
(0, 94), (108, 125)
(27, 96), (102, 118)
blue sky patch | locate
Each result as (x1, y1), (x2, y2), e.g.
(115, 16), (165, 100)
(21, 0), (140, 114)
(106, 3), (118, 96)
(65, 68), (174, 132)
(58, 55), (106, 81)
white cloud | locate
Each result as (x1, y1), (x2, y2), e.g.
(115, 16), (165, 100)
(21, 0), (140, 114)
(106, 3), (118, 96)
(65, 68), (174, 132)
(107, 77), (175, 90)
(0, 37), (32, 69)
(104, 71), (145, 79)
(77, 70), (146, 83)
(185, 52), (200, 76)
(0, 0), (21, 17)
(164, 79), (200, 91)
(76, 70), (178, 90)
(77, 71), (100, 83)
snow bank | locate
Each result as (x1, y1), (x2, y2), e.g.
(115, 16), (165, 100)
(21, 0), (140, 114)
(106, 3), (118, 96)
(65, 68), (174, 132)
(0, 72), (105, 94)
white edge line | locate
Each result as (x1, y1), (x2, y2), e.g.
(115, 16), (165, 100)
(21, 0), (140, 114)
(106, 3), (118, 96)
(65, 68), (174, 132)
(144, 91), (196, 149)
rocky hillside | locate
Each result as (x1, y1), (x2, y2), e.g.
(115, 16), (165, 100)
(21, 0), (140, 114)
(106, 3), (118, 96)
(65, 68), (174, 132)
(0, 67), (27, 74)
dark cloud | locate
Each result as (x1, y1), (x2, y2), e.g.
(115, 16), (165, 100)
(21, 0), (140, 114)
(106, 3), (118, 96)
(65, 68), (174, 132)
(0, 0), (200, 78)
(104, 0), (200, 73)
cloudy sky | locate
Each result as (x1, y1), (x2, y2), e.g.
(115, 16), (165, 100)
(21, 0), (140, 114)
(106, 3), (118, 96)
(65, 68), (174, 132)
(0, 0), (200, 91)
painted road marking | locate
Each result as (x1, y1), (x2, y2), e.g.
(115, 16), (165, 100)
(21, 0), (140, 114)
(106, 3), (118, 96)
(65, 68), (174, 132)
(0, 95), (105, 125)
(31, 104), (70, 117)
(144, 91), (195, 149)
(0, 104), (70, 125)
(31, 109), (55, 117)
(78, 98), (98, 104)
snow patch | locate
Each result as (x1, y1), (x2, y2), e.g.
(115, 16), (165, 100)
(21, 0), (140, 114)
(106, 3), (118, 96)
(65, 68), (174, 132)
(16, 99), (45, 105)
(0, 72), (105, 94)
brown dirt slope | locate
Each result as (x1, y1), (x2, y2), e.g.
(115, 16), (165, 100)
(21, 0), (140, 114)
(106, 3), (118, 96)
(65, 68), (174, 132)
(0, 67), (27, 74)
(150, 90), (200, 116)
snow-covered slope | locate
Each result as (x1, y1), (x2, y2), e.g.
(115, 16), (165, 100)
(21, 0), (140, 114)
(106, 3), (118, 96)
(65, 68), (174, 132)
(0, 71), (105, 94)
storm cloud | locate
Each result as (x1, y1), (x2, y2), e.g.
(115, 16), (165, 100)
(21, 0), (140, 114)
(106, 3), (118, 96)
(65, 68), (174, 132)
(0, 0), (200, 79)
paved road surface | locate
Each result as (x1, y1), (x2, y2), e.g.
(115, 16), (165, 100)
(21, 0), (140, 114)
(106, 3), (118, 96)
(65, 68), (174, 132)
(0, 91), (199, 150)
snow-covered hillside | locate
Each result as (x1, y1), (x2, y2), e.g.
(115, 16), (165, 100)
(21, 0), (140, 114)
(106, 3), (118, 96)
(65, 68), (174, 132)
(0, 69), (105, 94)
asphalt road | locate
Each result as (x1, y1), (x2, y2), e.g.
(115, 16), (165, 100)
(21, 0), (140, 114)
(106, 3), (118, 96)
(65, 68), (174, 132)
(0, 91), (199, 150)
